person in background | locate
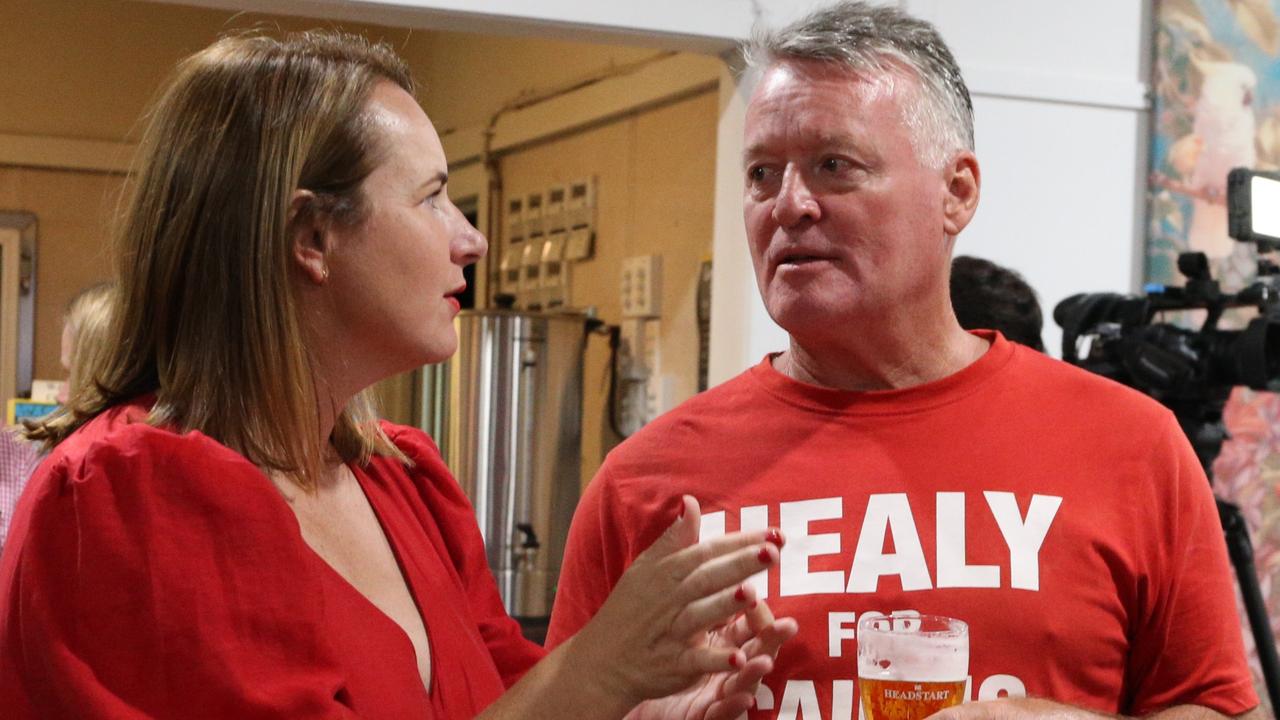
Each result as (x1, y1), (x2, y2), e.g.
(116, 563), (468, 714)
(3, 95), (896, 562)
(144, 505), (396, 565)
(0, 32), (796, 719)
(548, 2), (1259, 718)
(0, 282), (116, 550)
(0, 430), (38, 552)
(55, 282), (117, 404)
(950, 255), (1045, 352)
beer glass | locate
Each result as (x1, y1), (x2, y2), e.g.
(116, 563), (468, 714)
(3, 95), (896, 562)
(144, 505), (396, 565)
(857, 612), (968, 719)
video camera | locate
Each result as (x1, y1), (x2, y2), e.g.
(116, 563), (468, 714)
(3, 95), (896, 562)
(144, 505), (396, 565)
(1054, 168), (1280, 470)
(1054, 168), (1280, 710)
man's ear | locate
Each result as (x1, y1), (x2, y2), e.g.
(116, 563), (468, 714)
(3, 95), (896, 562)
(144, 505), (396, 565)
(289, 190), (330, 285)
(942, 151), (981, 237)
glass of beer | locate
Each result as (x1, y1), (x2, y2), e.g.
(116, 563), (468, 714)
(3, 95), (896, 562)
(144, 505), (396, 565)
(857, 612), (968, 719)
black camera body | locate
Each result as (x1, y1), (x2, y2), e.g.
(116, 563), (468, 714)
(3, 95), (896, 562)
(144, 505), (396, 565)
(1060, 167), (1280, 708)
(1054, 168), (1280, 471)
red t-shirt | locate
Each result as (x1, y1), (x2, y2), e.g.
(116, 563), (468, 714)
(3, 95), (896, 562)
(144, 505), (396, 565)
(548, 332), (1258, 718)
(0, 398), (546, 718)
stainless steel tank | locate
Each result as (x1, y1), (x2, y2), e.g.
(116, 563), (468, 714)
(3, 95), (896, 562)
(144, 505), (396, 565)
(424, 309), (587, 624)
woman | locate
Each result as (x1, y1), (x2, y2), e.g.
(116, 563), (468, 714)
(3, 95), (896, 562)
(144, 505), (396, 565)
(0, 32), (795, 719)
(1, 282), (115, 549)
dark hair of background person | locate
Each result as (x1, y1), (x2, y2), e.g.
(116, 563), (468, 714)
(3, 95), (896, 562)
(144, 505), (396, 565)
(950, 255), (1045, 352)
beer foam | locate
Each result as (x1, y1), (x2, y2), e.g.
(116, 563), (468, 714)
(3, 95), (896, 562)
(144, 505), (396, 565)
(856, 625), (968, 682)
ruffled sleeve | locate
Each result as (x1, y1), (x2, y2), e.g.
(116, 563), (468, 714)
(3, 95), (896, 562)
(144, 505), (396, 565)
(381, 423), (547, 688)
(0, 425), (360, 719)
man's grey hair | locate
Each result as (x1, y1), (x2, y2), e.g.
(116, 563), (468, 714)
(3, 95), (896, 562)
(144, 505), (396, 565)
(744, 1), (974, 168)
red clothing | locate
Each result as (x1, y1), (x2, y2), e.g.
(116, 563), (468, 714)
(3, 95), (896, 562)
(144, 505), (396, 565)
(0, 399), (546, 718)
(548, 332), (1258, 719)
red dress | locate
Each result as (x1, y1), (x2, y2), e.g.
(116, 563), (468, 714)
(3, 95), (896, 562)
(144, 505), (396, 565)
(0, 398), (546, 718)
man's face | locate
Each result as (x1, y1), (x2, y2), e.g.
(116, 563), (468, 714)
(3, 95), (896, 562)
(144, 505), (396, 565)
(743, 59), (971, 342)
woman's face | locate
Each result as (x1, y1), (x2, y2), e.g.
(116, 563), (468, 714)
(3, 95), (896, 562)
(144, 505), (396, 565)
(323, 82), (486, 380)
(58, 320), (75, 404)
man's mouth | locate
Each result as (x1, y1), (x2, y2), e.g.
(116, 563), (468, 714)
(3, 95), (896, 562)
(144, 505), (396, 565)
(778, 253), (832, 267)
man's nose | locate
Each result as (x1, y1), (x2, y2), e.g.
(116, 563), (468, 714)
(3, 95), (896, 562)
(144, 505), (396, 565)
(772, 166), (820, 227)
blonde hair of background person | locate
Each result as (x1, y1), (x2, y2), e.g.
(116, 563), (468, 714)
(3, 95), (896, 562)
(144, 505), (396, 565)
(4, 283), (114, 549)
(56, 282), (115, 407)
(0, 31), (796, 720)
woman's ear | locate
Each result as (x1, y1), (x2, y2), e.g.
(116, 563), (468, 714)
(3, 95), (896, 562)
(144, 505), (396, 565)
(289, 190), (330, 285)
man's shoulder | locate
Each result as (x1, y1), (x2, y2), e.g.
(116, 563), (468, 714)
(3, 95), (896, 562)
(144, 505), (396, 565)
(607, 365), (766, 461)
(1003, 345), (1175, 424)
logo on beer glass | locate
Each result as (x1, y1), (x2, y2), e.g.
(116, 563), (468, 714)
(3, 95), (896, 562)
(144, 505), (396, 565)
(857, 612), (969, 719)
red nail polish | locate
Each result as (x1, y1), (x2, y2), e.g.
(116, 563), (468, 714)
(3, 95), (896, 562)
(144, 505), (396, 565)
(766, 528), (784, 548)
(734, 587), (747, 603)
(749, 599), (758, 609)
(728, 653), (739, 668)
(757, 547), (773, 565)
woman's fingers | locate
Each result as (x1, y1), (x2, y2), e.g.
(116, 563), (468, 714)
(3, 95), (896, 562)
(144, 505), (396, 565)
(701, 689), (758, 720)
(672, 541), (778, 620)
(633, 495), (703, 565)
(721, 593), (779, 647)
(738, 617), (799, 666)
(719, 653), (775, 698)
(743, 592), (776, 633)
(670, 581), (758, 639)
(675, 645), (746, 676)
(663, 525), (784, 581)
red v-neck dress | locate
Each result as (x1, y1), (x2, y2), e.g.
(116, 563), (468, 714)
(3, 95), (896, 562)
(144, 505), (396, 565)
(0, 398), (547, 718)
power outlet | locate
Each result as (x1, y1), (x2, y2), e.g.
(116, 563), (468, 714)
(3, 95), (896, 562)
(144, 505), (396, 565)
(620, 254), (662, 319)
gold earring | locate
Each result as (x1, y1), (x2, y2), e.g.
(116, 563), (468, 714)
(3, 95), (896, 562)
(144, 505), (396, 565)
(321, 266), (330, 281)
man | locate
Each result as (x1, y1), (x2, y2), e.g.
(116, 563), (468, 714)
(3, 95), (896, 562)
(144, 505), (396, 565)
(950, 256), (1045, 352)
(548, 2), (1259, 719)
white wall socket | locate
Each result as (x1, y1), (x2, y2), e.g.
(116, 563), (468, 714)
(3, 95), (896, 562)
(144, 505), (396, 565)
(620, 254), (661, 319)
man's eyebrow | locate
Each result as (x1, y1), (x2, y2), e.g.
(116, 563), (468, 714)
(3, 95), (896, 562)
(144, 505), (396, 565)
(743, 134), (863, 162)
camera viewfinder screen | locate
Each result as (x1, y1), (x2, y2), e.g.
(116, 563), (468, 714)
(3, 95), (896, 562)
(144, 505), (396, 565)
(1251, 174), (1280, 240)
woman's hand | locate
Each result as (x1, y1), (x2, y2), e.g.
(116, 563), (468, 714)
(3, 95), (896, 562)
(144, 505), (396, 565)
(562, 495), (795, 714)
(626, 597), (798, 720)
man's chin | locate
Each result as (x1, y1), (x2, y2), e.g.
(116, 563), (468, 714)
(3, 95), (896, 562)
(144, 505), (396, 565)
(765, 296), (855, 334)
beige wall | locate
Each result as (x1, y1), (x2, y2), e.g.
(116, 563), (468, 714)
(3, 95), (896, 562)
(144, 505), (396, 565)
(2, 1), (723, 463)
(0, 167), (122, 380)
(499, 90), (718, 485)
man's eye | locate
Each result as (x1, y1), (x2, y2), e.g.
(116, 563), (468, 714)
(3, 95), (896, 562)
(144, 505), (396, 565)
(821, 157), (852, 173)
(748, 166), (775, 183)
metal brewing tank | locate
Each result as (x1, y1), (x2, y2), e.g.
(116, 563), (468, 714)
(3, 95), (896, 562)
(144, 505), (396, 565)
(429, 309), (587, 624)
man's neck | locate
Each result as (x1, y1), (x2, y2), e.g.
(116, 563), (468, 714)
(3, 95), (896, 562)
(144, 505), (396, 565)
(776, 322), (990, 392)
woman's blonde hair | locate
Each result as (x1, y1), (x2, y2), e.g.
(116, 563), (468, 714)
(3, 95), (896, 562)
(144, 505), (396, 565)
(63, 282), (117, 398)
(29, 31), (415, 487)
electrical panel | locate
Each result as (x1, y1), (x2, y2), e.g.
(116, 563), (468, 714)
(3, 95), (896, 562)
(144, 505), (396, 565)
(499, 251), (522, 297)
(545, 184), (568, 234)
(565, 227), (593, 264)
(506, 196), (525, 246)
(497, 179), (597, 310)
(540, 232), (567, 308)
(501, 197), (525, 296)
(525, 192), (545, 241)
(520, 241), (542, 307)
(564, 178), (596, 261)
(566, 178), (595, 230)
